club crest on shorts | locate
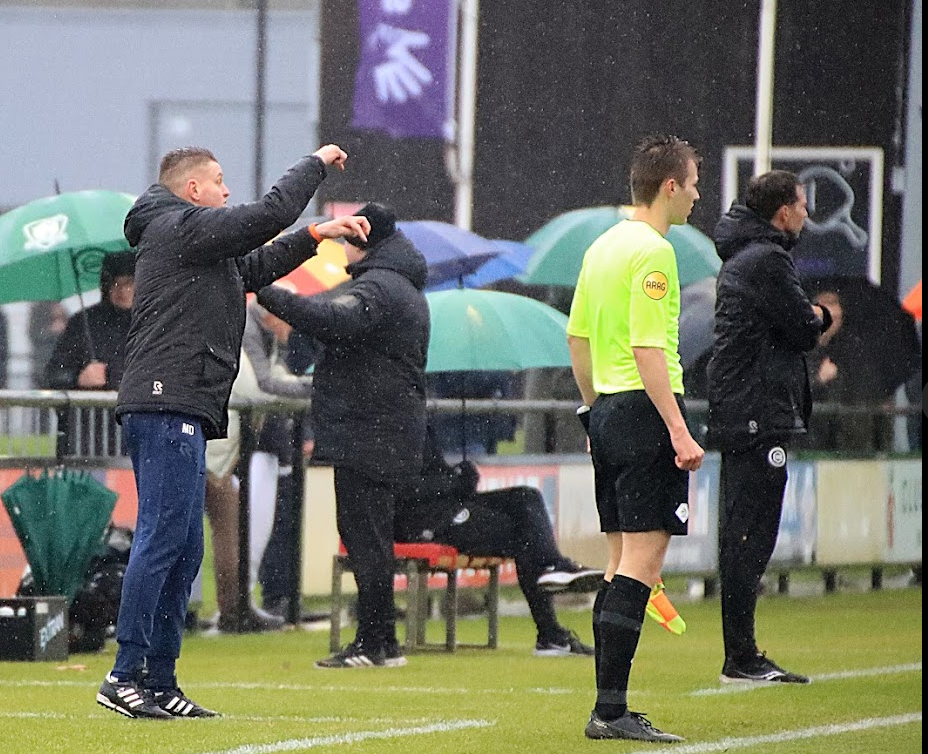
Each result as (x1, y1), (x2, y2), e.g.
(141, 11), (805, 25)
(767, 446), (787, 468)
(675, 503), (689, 523)
(452, 508), (470, 525)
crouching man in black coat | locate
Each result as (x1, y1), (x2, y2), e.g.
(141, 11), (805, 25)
(258, 202), (429, 669)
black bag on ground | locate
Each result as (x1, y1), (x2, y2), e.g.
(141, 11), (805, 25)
(18, 525), (133, 653)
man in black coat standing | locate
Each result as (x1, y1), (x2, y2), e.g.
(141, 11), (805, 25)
(258, 202), (430, 669)
(707, 170), (831, 685)
(96, 144), (370, 720)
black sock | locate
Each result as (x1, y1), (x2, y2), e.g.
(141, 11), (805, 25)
(592, 579), (611, 679)
(594, 574), (650, 721)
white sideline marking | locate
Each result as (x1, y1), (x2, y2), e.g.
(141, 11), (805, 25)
(625, 713), (922, 754)
(0, 678), (576, 696)
(691, 662), (922, 696)
(195, 719), (494, 754)
(0, 710), (465, 725)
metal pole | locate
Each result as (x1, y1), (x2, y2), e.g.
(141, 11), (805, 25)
(254, 0), (268, 200)
(236, 411), (255, 631)
(754, 0), (777, 176)
(286, 411), (306, 625)
(454, 0), (479, 230)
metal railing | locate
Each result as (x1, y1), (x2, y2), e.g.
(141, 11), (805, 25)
(0, 389), (921, 627)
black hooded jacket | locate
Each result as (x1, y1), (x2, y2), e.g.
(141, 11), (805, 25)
(706, 205), (828, 450)
(46, 251), (136, 390)
(116, 155), (327, 439)
(257, 231), (430, 481)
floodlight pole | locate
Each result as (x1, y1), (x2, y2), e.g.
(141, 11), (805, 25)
(453, 0), (479, 230)
(754, 0), (777, 176)
(254, 0), (268, 200)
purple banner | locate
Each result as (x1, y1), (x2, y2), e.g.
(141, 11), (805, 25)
(352, 0), (457, 140)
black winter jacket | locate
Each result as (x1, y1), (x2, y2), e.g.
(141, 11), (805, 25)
(706, 205), (828, 451)
(46, 300), (131, 390)
(257, 231), (430, 481)
(394, 425), (480, 542)
(116, 155), (327, 439)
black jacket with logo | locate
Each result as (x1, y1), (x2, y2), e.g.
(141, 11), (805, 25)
(257, 230), (430, 481)
(115, 155), (327, 440)
(706, 205), (828, 451)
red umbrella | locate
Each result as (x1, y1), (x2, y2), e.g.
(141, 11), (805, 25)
(902, 280), (922, 322)
(276, 239), (349, 295)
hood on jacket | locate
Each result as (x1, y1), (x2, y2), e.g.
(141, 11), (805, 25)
(713, 204), (798, 263)
(346, 230), (428, 291)
(124, 184), (191, 247)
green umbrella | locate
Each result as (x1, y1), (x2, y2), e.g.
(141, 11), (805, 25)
(426, 288), (571, 372)
(426, 288), (571, 459)
(1, 469), (117, 601)
(520, 205), (721, 288)
(0, 190), (136, 305)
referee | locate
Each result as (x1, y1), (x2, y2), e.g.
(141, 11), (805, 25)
(568, 134), (704, 744)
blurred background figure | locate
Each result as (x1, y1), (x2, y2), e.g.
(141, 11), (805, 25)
(29, 301), (70, 389)
(45, 251), (136, 456)
(204, 299), (314, 632)
(805, 281), (921, 454)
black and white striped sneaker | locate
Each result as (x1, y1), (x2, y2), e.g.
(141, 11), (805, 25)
(152, 687), (220, 717)
(96, 674), (173, 719)
(314, 641), (386, 669)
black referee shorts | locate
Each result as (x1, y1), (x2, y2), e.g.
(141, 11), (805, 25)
(589, 390), (690, 535)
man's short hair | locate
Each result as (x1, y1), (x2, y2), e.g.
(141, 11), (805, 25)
(158, 147), (218, 191)
(630, 134), (701, 206)
(745, 170), (800, 222)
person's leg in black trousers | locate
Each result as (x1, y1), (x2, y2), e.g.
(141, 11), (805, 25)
(330, 466), (398, 657)
(718, 443), (807, 683)
(258, 469), (296, 614)
(443, 488), (592, 653)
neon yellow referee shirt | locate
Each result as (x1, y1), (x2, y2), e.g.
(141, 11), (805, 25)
(567, 219), (684, 394)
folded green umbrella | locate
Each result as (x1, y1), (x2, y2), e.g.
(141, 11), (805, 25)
(1, 469), (118, 601)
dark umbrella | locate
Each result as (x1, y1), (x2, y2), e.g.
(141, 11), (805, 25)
(1, 469), (117, 601)
(803, 275), (922, 399)
(426, 239), (534, 292)
(397, 220), (500, 288)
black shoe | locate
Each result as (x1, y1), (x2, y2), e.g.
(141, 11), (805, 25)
(261, 596), (290, 619)
(720, 652), (811, 684)
(314, 641), (387, 669)
(383, 640), (409, 668)
(96, 674), (174, 720)
(533, 630), (595, 657)
(152, 687), (220, 717)
(537, 560), (606, 593)
(218, 606), (285, 633)
(584, 709), (684, 742)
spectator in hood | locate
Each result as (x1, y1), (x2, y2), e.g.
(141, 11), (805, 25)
(258, 201), (430, 670)
(46, 251), (136, 456)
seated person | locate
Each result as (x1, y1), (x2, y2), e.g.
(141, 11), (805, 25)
(395, 422), (604, 656)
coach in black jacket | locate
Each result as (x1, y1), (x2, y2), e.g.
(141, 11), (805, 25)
(706, 170), (830, 686)
(98, 144), (370, 720)
(258, 202), (429, 669)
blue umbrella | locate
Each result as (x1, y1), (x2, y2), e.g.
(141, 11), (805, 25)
(427, 239), (534, 292)
(397, 221), (500, 288)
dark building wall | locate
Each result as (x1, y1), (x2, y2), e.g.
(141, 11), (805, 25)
(320, 0), (910, 288)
